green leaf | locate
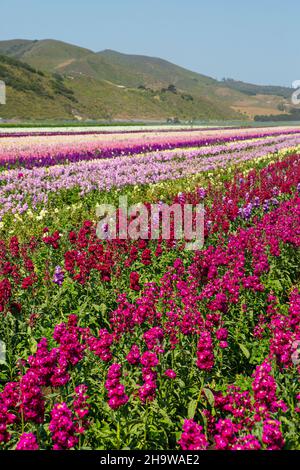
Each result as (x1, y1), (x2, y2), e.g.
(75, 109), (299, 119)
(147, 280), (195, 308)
(239, 343), (250, 359)
(29, 337), (38, 355)
(100, 303), (107, 314)
(203, 387), (215, 407)
(187, 399), (198, 419)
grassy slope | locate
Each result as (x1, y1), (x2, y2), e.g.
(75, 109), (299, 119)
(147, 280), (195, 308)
(0, 38), (292, 120)
(0, 54), (74, 119)
(0, 39), (247, 120)
(67, 76), (241, 120)
(0, 54), (242, 120)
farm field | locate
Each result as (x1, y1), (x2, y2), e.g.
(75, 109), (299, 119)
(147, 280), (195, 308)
(0, 125), (300, 451)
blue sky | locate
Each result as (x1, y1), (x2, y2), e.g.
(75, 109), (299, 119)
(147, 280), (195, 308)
(1, 0), (299, 86)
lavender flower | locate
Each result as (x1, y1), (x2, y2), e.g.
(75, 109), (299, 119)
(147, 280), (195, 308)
(53, 266), (64, 286)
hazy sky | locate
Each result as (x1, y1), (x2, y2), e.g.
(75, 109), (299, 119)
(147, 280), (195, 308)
(1, 0), (299, 86)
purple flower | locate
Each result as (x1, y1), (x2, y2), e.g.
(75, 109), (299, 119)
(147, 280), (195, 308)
(53, 266), (64, 286)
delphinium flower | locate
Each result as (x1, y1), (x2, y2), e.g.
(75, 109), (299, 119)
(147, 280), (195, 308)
(178, 419), (209, 450)
(49, 403), (78, 450)
(105, 363), (129, 410)
(16, 433), (39, 450)
(52, 266), (64, 286)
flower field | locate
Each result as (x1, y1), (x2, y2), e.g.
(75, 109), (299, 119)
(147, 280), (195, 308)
(0, 126), (300, 450)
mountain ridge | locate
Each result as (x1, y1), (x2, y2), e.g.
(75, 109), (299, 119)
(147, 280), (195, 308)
(0, 38), (295, 121)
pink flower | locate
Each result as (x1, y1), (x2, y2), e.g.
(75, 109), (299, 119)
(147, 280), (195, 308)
(262, 419), (284, 450)
(232, 435), (261, 450)
(105, 364), (129, 410)
(164, 369), (177, 379)
(49, 403), (78, 450)
(16, 433), (39, 450)
(140, 351), (159, 368)
(196, 330), (214, 370)
(126, 344), (140, 365)
(178, 419), (209, 450)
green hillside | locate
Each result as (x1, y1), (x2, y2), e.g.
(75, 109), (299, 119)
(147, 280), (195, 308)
(0, 38), (294, 121)
(0, 53), (242, 121)
(0, 54), (77, 119)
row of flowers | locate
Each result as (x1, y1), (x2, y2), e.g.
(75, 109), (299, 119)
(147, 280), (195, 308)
(0, 127), (300, 169)
(1, 152), (300, 312)
(0, 150), (300, 449)
(0, 191), (299, 449)
(0, 124), (240, 138)
(1, 134), (300, 219)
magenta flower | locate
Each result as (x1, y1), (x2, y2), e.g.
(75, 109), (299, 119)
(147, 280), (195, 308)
(164, 369), (177, 379)
(178, 419), (209, 450)
(16, 433), (39, 450)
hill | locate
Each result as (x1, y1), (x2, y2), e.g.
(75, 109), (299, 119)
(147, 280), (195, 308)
(0, 53), (77, 119)
(0, 38), (295, 121)
(0, 53), (240, 121)
(222, 78), (292, 99)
